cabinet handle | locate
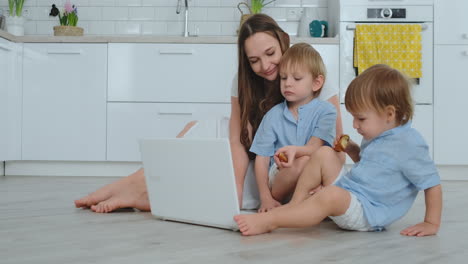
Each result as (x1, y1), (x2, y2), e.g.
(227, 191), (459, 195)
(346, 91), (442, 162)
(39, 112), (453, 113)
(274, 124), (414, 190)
(463, 51), (468, 56)
(158, 49), (194, 55)
(158, 111), (193, 116)
(47, 50), (83, 55)
(0, 44), (12, 51)
(463, 34), (468, 40)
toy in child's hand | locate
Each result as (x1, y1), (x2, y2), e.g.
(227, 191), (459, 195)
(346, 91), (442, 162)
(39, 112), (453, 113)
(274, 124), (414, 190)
(278, 152), (288, 163)
(334, 135), (350, 152)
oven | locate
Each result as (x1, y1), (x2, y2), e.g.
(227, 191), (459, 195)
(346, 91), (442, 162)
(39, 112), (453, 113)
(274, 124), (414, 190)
(339, 0), (434, 105)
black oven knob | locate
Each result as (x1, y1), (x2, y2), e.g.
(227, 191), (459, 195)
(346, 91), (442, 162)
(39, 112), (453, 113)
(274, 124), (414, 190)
(381, 8), (393, 18)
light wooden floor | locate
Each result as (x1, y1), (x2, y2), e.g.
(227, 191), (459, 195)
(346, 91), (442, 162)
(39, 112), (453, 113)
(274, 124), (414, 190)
(2, 176), (468, 264)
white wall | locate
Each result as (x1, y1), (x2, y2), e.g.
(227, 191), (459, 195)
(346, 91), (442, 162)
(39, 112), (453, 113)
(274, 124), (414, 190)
(0, 0), (330, 36)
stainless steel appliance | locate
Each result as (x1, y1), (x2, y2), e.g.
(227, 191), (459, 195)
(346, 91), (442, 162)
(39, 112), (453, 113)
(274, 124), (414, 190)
(339, 0), (434, 105)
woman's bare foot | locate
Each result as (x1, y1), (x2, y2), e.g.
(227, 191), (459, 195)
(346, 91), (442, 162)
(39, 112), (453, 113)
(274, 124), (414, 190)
(234, 213), (277, 236)
(74, 169), (150, 213)
(74, 121), (200, 213)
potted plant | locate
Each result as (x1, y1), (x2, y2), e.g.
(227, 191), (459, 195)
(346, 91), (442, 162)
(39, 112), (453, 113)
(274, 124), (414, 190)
(6, 0), (26, 36)
(251, 0), (275, 14)
(49, 1), (83, 36)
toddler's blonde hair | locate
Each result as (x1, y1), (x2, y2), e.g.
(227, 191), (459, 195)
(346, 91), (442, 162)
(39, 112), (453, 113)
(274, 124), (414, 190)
(279, 43), (326, 97)
(345, 64), (414, 125)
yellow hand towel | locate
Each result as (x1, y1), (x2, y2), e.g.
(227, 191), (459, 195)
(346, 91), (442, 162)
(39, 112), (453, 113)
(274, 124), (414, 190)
(354, 24), (422, 78)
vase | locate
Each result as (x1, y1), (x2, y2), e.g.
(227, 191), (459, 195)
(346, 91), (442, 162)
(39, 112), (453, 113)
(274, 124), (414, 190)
(53, 26), (84, 36)
(5, 16), (25, 36)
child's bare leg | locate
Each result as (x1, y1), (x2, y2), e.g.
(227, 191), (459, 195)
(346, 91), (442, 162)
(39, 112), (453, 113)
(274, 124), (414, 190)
(271, 156), (310, 202)
(289, 147), (344, 204)
(234, 185), (351, 236)
(74, 121), (199, 213)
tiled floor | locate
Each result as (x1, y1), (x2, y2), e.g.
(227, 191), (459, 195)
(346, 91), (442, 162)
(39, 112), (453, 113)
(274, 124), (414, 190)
(1, 176), (467, 264)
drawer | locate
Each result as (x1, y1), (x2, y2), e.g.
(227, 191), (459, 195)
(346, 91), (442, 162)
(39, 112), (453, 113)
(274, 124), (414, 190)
(107, 102), (231, 161)
(108, 43), (237, 103)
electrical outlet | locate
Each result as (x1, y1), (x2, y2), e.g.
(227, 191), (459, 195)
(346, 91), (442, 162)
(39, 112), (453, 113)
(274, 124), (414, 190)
(22, 8), (30, 18)
(286, 8), (302, 21)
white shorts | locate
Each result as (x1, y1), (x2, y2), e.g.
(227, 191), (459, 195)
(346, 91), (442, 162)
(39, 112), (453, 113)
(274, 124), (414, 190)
(268, 163), (280, 188)
(329, 191), (374, 232)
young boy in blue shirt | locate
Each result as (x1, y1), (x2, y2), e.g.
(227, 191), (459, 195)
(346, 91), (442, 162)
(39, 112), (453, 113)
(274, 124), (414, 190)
(235, 64), (442, 236)
(249, 43), (337, 213)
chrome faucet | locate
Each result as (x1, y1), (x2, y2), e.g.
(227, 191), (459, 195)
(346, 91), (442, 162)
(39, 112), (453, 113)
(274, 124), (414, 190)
(176, 0), (189, 37)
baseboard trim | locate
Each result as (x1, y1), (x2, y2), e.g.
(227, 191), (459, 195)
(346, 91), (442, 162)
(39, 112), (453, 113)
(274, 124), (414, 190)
(5, 161), (467, 180)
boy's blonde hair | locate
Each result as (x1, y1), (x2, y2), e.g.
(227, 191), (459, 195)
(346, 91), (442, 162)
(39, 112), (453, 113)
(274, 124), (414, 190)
(279, 43), (326, 97)
(345, 64), (414, 125)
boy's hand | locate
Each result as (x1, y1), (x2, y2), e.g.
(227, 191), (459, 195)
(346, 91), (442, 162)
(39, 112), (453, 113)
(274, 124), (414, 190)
(400, 222), (440, 237)
(258, 197), (281, 213)
(274, 146), (297, 168)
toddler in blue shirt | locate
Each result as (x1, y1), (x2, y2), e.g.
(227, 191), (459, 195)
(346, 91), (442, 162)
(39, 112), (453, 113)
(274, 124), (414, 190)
(249, 43), (337, 213)
(235, 64), (442, 236)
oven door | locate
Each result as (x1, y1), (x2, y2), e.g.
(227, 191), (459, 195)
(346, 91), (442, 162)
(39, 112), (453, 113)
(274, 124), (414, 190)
(339, 22), (433, 105)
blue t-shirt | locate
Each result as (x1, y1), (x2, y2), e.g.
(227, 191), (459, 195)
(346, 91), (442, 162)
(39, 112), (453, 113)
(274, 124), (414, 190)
(249, 98), (336, 161)
(334, 122), (440, 229)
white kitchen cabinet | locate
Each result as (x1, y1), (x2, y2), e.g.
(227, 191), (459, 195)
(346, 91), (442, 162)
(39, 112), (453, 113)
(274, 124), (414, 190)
(107, 102), (230, 161)
(0, 38), (22, 161)
(434, 0), (468, 45)
(341, 105), (433, 164)
(22, 43), (107, 161)
(108, 43), (237, 103)
(434, 45), (468, 165)
(434, 0), (468, 165)
(0, 38), (9, 161)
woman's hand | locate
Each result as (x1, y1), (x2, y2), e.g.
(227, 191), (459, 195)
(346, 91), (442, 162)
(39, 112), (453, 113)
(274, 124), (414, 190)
(258, 197), (281, 213)
(400, 222), (440, 237)
(274, 146), (298, 169)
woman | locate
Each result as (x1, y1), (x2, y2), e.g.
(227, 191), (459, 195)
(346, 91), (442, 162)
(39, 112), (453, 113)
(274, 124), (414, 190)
(75, 14), (344, 213)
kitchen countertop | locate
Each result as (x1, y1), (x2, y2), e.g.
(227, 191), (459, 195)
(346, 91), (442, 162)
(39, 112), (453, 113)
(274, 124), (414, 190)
(0, 29), (339, 44)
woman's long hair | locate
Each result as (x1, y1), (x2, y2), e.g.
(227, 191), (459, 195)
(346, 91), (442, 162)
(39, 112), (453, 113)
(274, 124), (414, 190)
(237, 14), (290, 160)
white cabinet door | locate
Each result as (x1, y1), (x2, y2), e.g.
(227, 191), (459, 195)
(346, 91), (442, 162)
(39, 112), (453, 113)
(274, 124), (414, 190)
(107, 102), (231, 161)
(22, 44), (107, 161)
(108, 43), (237, 103)
(434, 0), (468, 45)
(0, 38), (22, 161)
(0, 38), (9, 161)
(434, 45), (468, 165)
(341, 104), (433, 164)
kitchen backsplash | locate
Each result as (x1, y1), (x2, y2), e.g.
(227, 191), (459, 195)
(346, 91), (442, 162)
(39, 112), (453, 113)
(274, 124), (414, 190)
(0, 0), (330, 36)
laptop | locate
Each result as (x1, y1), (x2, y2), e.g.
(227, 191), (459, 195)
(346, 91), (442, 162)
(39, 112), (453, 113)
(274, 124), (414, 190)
(139, 137), (253, 231)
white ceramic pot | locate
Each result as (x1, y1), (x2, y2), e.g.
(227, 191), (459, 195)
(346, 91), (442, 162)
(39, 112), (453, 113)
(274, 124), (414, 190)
(6, 16), (25, 36)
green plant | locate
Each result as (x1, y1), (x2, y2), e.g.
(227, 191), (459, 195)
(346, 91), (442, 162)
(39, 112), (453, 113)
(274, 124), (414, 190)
(251, 0), (275, 14)
(49, 1), (79, 27)
(8, 0), (26, 17)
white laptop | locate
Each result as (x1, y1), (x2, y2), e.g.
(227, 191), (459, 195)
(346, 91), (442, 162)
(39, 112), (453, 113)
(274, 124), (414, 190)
(139, 137), (253, 231)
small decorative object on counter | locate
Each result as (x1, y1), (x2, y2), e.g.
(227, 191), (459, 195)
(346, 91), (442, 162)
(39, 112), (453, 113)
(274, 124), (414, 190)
(310, 20), (328, 38)
(236, 0), (275, 34)
(5, 0), (26, 36)
(250, 0), (275, 14)
(49, 1), (83, 36)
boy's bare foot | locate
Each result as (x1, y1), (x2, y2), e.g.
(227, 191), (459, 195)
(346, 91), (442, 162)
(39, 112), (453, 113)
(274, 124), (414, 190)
(234, 213), (276, 236)
(74, 169), (150, 213)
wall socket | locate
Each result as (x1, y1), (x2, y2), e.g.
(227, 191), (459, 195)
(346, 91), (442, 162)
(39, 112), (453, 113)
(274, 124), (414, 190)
(287, 8), (303, 21)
